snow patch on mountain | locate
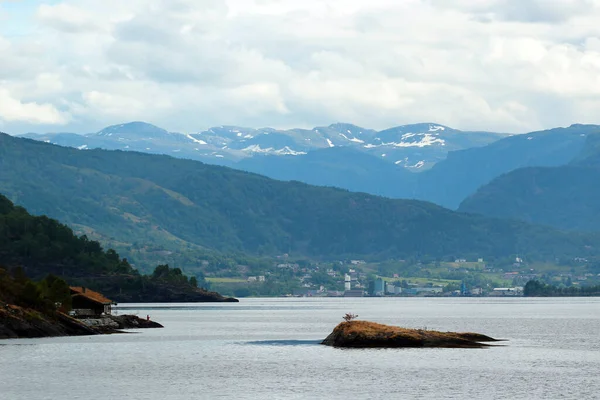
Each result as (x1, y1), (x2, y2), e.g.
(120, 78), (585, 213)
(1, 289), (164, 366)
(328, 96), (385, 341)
(186, 134), (208, 145)
(241, 144), (306, 156)
(339, 132), (365, 144)
(276, 146), (307, 156)
(429, 125), (445, 132)
(242, 144), (271, 153)
(326, 139), (335, 148)
(391, 134), (445, 148)
(363, 134), (445, 148)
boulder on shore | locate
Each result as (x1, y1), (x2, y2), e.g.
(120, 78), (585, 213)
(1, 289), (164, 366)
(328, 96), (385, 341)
(321, 320), (500, 349)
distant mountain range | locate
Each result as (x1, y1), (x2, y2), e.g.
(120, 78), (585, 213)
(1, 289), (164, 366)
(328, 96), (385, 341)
(459, 133), (600, 232)
(411, 124), (595, 208)
(21, 121), (506, 171)
(18, 121), (600, 210)
(1, 132), (597, 270)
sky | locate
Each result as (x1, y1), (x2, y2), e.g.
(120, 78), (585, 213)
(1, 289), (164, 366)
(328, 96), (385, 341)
(1, 0), (600, 134)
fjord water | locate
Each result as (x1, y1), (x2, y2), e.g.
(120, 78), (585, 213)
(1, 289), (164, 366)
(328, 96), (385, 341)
(1, 298), (599, 400)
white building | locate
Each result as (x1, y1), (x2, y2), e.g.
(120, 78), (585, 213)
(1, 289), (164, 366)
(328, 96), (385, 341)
(344, 273), (352, 291)
(491, 287), (523, 296)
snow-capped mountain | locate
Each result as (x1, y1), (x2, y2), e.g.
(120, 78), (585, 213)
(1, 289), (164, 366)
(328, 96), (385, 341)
(21, 121), (507, 171)
(16, 122), (598, 211)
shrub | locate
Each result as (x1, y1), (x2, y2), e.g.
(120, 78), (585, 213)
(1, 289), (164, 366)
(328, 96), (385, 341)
(343, 313), (358, 322)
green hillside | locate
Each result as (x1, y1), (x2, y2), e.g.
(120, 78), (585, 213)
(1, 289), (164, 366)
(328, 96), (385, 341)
(0, 193), (235, 302)
(0, 192), (133, 278)
(459, 134), (600, 232)
(1, 132), (598, 269)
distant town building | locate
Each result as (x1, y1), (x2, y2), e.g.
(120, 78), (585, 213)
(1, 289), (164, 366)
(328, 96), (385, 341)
(373, 277), (386, 296)
(344, 274), (352, 291)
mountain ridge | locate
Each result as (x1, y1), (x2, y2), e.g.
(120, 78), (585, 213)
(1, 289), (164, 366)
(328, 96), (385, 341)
(17, 122), (600, 212)
(1, 132), (598, 271)
(458, 133), (600, 232)
(20, 120), (508, 170)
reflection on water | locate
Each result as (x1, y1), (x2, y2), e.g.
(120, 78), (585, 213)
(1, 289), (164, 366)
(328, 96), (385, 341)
(1, 297), (599, 400)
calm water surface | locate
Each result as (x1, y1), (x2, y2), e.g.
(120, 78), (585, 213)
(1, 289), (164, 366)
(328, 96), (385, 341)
(1, 298), (599, 399)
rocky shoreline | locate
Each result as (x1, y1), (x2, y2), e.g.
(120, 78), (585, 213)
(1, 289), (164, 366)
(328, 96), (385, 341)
(0, 303), (162, 340)
(321, 320), (500, 349)
(80, 314), (163, 334)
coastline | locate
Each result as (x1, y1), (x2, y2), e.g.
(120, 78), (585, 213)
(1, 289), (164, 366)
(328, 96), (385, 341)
(0, 303), (163, 340)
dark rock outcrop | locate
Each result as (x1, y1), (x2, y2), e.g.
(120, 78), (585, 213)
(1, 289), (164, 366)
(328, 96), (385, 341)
(0, 304), (99, 339)
(110, 314), (163, 329)
(78, 314), (163, 334)
(321, 321), (500, 349)
(0, 303), (165, 340)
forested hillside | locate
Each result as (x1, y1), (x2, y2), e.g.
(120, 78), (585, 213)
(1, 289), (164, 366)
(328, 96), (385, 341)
(0, 193), (235, 302)
(412, 124), (595, 208)
(20, 123), (599, 211)
(237, 146), (416, 199)
(0, 192), (133, 278)
(459, 134), (600, 231)
(1, 133), (599, 268)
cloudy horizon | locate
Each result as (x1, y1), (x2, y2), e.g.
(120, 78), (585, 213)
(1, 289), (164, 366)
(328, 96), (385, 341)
(2, 0), (600, 135)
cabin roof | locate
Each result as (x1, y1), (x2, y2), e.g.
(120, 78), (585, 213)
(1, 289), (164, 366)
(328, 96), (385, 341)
(70, 287), (113, 305)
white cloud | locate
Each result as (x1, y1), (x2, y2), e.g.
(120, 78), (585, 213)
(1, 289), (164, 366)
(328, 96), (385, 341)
(0, 88), (69, 124)
(429, 0), (597, 23)
(36, 3), (103, 33)
(1, 0), (600, 133)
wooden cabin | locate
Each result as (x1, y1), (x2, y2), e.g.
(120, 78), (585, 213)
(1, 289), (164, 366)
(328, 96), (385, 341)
(70, 287), (115, 317)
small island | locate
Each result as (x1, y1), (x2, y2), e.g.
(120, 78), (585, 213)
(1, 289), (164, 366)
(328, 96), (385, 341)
(322, 319), (500, 349)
